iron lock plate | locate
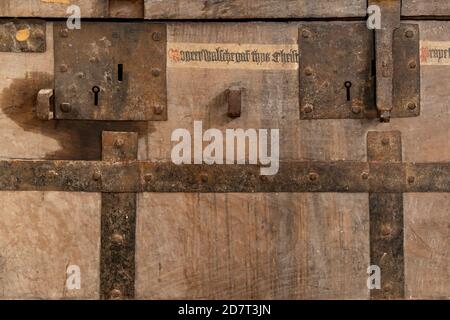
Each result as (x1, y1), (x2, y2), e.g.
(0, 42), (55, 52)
(54, 22), (167, 121)
(299, 22), (420, 120)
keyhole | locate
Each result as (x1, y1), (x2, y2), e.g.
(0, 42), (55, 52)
(118, 64), (123, 81)
(344, 81), (352, 101)
(92, 86), (100, 106)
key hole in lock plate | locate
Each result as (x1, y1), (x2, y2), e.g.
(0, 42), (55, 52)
(92, 86), (100, 106)
(344, 81), (352, 101)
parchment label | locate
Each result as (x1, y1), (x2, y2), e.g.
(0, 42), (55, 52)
(168, 43), (299, 70)
(420, 41), (450, 65)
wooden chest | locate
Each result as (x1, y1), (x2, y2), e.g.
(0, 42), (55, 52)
(0, 0), (448, 300)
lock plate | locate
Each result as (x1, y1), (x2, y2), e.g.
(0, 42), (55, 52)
(54, 22), (166, 121)
(299, 22), (420, 119)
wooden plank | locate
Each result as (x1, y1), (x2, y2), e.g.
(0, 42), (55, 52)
(403, 0), (450, 17)
(0, 0), (107, 18)
(0, 191), (100, 299)
(404, 193), (450, 299)
(136, 193), (369, 299)
(144, 0), (367, 19)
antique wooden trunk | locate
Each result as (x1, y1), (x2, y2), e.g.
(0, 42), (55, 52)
(0, 0), (448, 300)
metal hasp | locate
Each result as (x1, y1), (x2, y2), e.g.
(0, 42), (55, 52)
(367, 131), (404, 299)
(53, 22), (167, 121)
(100, 131), (138, 300)
(299, 15), (420, 121)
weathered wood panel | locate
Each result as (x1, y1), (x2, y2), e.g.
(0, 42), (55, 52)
(0, 0), (107, 18)
(0, 191), (100, 299)
(144, 0), (367, 19)
(0, 19), (448, 299)
(404, 193), (450, 299)
(403, 0), (450, 17)
(136, 193), (369, 299)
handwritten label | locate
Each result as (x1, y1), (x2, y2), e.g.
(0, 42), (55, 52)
(420, 41), (450, 65)
(168, 43), (299, 70)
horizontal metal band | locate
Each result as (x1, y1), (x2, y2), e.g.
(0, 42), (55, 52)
(0, 160), (448, 193)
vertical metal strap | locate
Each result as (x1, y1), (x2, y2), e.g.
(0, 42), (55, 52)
(100, 131), (138, 300)
(367, 131), (405, 299)
(369, 0), (401, 122)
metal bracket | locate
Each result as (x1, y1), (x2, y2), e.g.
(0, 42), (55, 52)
(52, 22), (167, 121)
(100, 131), (138, 300)
(367, 131), (404, 299)
(299, 19), (420, 121)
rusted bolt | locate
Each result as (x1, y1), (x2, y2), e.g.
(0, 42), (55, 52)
(351, 106), (362, 114)
(59, 64), (68, 72)
(408, 60), (417, 69)
(361, 172), (369, 180)
(92, 171), (102, 181)
(381, 223), (392, 236)
(405, 30), (414, 38)
(303, 104), (314, 114)
(114, 138), (124, 148)
(76, 72), (85, 79)
(89, 56), (99, 63)
(304, 67), (313, 76)
(407, 102), (417, 111)
(381, 137), (390, 146)
(111, 233), (124, 245)
(60, 28), (69, 38)
(151, 68), (161, 77)
(152, 32), (162, 41)
(110, 289), (122, 300)
(308, 172), (318, 182)
(144, 173), (153, 182)
(153, 105), (164, 115)
(302, 29), (311, 39)
(407, 176), (415, 184)
(200, 173), (209, 183)
(60, 103), (71, 113)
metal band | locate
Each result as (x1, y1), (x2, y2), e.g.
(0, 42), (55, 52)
(368, 131), (404, 299)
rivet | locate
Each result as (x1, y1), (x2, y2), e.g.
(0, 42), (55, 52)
(59, 64), (68, 72)
(407, 102), (417, 111)
(381, 137), (390, 146)
(381, 224), (392, 236)
(152, 32), (162, 41)
(151, 68), (161, 77)
(144, 173), (153, 182)
(308, 172), (318, 181)
(405, 30), (414, 38)
(361, 172), (369, 180)
(110, 289), (122, 300)
(408, 60), (417, 69)
(60, 28), (69, 38)
(407, 176), (415, 184)
(200, 173), (208, 183)
(304, 67), (313, 76)
(92, 171), (102, 181)
(111, 233), (124, 245)
(351, 106), (362, 114)
(76, 72), (85, 79)
(303, 104), (314, 114)
(153, 105), (163, 115)
(114, 138), (124, 148)
(60, 103), (71, 113)
(89, 56), (99, 63)
(302, 29), (311, 39)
